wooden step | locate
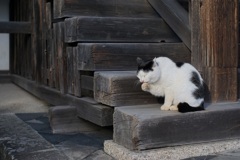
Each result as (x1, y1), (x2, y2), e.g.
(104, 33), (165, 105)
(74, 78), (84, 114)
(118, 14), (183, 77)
(64, 17), (181, 43)
(12, 74), (113, 127)
(94, 71), (158, 107)
(113, 102), (240, 150)
(75, 43), (190, 71)
(53, 0), (159, 19)
(49, 105), (103, 134)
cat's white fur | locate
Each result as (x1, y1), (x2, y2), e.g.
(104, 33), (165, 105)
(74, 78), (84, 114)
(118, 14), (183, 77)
(137, 57), (204, 111)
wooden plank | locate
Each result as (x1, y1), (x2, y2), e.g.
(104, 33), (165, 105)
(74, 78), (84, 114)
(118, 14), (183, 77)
(77, 43), (191, 71)
(0, 21), (31, 34)
(66, 47), (74, 95)
(203, 67), (238, 102)
(198, 0), (238, 102)
(11, 74), (113, 126)
(64, 17), (180, 43)
(113, 103), (240, 150)
(148, 0), (191, 49)
(46, 2), (54, 87)
(76, 97), (113, 126)
(53, 0), (158, 19)
(49, 105), (103, 133)
(94, 71), (158, 107)
(73, 47), (81, 97)
(189, 0), (202, 72)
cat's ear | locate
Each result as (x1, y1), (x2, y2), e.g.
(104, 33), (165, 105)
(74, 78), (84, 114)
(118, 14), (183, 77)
(153, 57), (158, 67)
(136, 57), (143, 65)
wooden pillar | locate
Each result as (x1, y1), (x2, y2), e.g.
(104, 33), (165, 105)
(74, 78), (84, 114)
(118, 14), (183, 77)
(190, 0), (238, 102)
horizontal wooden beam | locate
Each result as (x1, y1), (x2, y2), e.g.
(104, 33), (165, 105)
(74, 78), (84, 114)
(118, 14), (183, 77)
(11, 74), (113, 126)
(0, 21), (31, 34)
(64, 17), (180, 43)
(94, 71), (157, 107)
(76, 43), (191, 71)
(148, 0), (191, 49)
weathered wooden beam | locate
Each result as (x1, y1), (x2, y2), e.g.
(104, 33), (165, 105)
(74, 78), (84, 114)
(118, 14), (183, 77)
(191, 0), (238, 102)
(11, 74), (113, 126)
(148, 0), (191, 49)
(113, 103), (240, 150)
(189, 0), (202, 72)
(64, 17), (180, 43)
(77, 43), (191, 71)
(0, 21), (31, 34)
(53, 0), (158, 19)
(94, 71), (157, 107)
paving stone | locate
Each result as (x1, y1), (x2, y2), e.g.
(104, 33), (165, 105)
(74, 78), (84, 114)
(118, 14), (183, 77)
(0, 114), (69, 160)
(13, 149), (69, 160)
(113, 102), (240, 150)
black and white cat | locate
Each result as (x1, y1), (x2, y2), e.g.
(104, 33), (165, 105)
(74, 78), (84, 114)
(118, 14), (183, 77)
(136, 57), (204, 113)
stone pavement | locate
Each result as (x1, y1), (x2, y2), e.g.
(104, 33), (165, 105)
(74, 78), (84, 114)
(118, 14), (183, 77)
(1, 83), (240, 160)
(0, 83), (114, 160)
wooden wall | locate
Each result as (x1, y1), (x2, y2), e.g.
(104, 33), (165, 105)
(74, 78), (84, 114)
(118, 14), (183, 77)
(9, 0), (239, 107)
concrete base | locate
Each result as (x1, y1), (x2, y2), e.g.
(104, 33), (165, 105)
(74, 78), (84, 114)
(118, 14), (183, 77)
(104, 139), (240, 160)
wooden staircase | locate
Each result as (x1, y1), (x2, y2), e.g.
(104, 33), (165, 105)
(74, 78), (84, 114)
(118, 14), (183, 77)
(58, 0), (191, 124)
(7, 0), (240, 154)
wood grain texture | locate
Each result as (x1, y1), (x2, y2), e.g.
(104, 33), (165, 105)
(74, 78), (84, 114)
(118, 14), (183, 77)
(189, 0), (202, 72)
(200, 0), (238, 68)
(114, 103), (240, 150)
(77, 43), (191, 71)
(148, 0), (191, 49)
(53, 0), (159, 19)
(12, 74), (113, 126)
(64, 17), (180, 43)
(197, 0), (238, 102)
(94, 71), (157, 107)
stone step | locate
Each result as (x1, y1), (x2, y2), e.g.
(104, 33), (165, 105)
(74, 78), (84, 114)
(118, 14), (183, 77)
(113, 102), (240, 150)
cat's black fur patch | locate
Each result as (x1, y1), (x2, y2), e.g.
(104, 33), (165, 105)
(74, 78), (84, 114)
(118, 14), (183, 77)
(178, 102), (204, 113)
(137, 60), (154, 72)
(191, 71), (204, 99)
(156, 96), (165, 104)
(175, 62), (184, 68)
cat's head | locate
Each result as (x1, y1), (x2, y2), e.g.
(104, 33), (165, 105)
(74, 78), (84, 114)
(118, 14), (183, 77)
(136, 57), (160, 84)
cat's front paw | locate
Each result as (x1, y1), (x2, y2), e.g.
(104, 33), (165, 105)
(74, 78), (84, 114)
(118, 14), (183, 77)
(141, 83), (150, 91)
(170, 105), (178, 111)
(160, 105), (170, 111)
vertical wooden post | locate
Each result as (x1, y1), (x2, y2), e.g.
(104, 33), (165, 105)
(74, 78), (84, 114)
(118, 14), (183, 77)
(190, 0), (238, 102)
(189, 0), (202, 72)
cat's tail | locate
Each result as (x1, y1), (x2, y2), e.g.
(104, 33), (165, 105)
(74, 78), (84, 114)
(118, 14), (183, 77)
(178, 102), (204, 113)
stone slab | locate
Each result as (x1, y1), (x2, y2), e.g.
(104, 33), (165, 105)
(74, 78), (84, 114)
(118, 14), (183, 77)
(113, 102), (240, 150)
(0, 113), (69, 160)
(104, 139), (240, 160)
